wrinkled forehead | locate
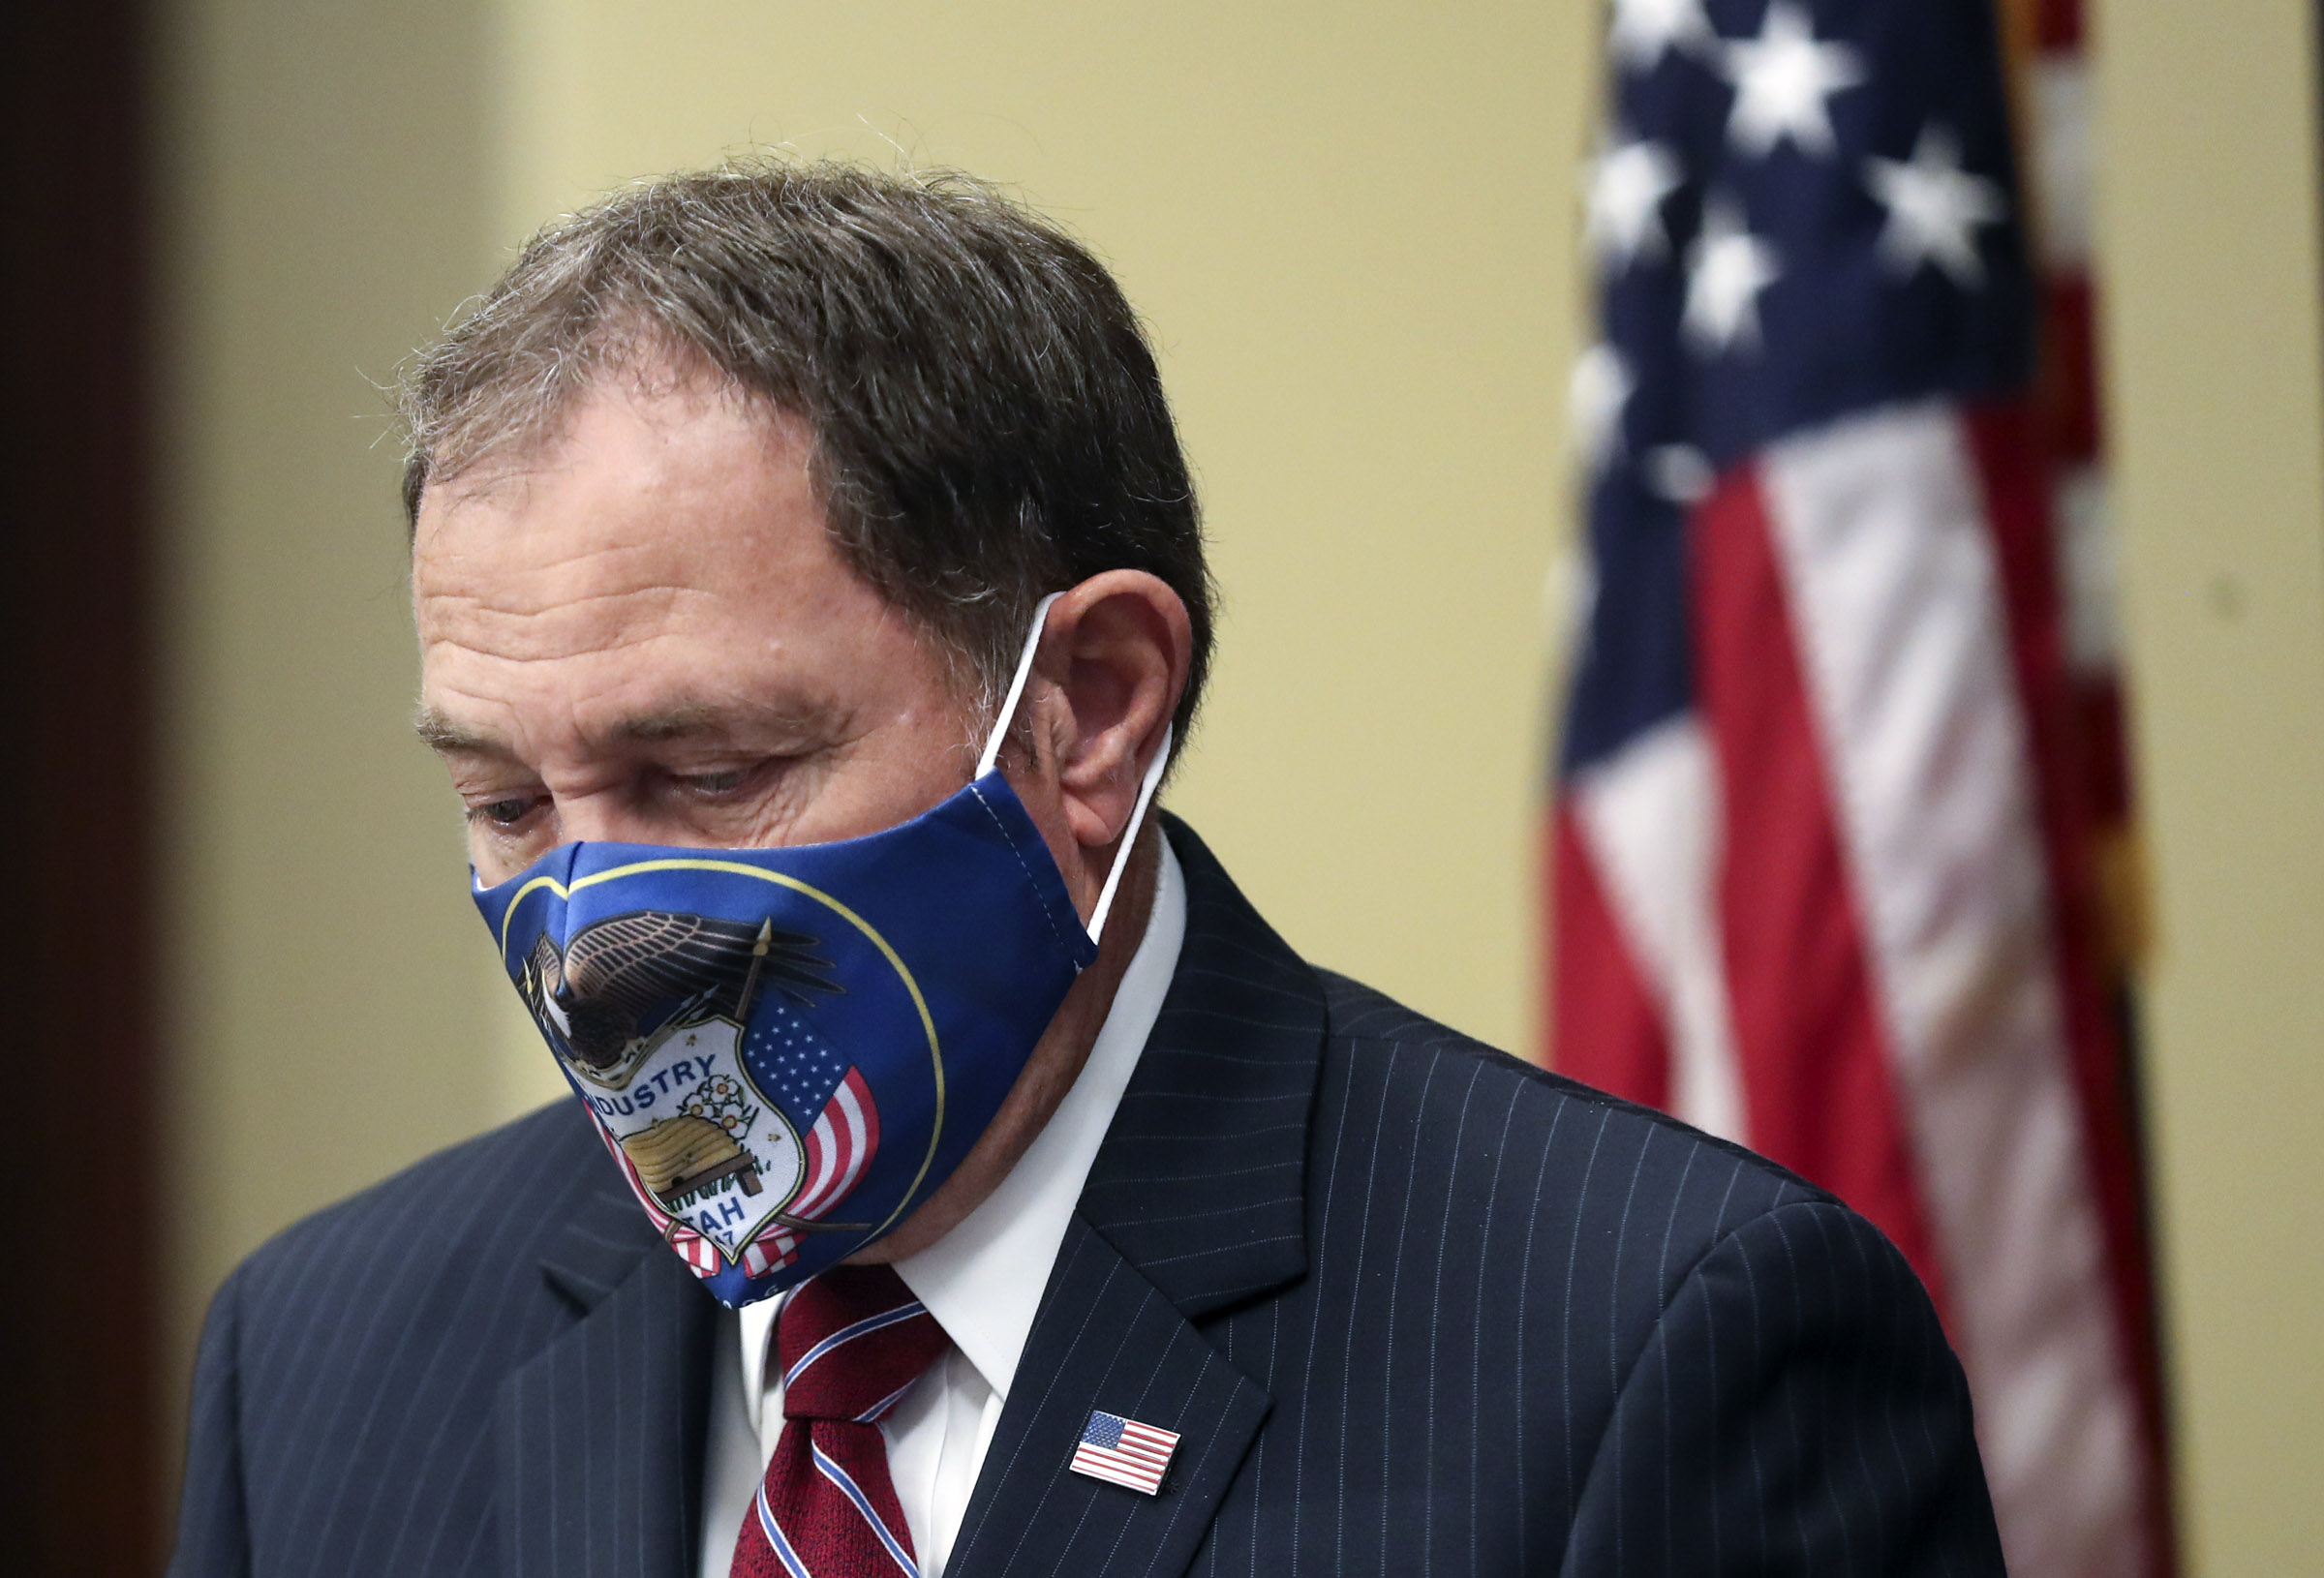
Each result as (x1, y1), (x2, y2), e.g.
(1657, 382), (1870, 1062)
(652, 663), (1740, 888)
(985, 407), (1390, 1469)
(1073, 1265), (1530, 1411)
(413, 371), (826, 620)
(409, 373), (967, 758)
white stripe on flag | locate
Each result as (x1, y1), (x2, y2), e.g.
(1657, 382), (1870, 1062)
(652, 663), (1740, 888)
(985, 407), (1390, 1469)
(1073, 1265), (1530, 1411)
(832, 1075), (872, 1198)
(1071, 1445), (1165, 1494)
(1572, 716), (1748, 1142)
(800, 1112), (842, 1215)
(1761, 399), (2146, 1577)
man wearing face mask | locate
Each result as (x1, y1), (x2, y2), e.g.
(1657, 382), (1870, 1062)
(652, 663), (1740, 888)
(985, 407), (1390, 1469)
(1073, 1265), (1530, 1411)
(169, 162), (2004, 1578)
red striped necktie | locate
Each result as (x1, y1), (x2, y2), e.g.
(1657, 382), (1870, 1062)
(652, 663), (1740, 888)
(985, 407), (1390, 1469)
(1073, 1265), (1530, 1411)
(731, 1264), (949, 1578)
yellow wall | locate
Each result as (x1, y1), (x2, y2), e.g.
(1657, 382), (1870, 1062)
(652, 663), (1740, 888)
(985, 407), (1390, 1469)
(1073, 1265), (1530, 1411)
(152, 0), (505, 1483)
(2094, 0), (2324, 1567)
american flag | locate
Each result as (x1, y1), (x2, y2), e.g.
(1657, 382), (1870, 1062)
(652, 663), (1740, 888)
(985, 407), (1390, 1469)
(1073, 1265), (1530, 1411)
(1550, 1), (2164, 1572)
(790, 1065), (879, 1222)
(737, 1064), (884, 1276)
(1069, 1411), (1178, 1496)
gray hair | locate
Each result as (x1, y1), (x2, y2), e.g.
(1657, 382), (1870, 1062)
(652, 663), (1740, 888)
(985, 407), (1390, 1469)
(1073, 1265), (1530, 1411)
(398, 157), (1213, 742)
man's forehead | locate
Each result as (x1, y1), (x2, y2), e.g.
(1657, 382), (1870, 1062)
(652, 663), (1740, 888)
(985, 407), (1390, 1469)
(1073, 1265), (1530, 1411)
(414, 373), (813, 548)
(411, 391), (838, 644)
(409, 369), (970, 766)
(418, 349), (787, 504)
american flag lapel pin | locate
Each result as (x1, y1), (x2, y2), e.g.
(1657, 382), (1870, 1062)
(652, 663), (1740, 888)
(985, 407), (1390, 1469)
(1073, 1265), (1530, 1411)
(1070, 1409), (1179, 1495)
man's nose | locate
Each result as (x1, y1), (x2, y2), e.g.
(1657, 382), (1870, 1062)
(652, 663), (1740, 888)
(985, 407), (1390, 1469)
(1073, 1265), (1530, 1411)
(543, 787), (669, 847)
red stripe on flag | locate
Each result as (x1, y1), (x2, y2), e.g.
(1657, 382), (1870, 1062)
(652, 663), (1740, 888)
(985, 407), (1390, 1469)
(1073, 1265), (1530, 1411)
(1547, 805), (1670, 1108)
(2037, 277), (2100, 464)
(2034, 0), (2083, 50)
(1691, 464), (1950, 1318)
(1961, 402), (2173, 1565)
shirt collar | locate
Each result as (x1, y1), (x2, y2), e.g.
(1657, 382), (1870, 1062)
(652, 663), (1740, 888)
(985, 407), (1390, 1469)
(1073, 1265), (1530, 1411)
(739, 837), (1186, 1411)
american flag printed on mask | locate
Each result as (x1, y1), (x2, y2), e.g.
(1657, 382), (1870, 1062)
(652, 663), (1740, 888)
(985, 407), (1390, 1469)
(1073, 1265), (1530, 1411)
(734, 1068), (880, 1278)
(791, 1066), (879, 1222)
(1070, 1411), (1178, 1496)
(1550, 0), (2169, 1573)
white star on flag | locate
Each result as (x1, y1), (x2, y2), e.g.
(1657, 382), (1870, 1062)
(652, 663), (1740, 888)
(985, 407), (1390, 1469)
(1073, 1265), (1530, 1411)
(1609, 0), (1710, 73)
(1719, 0), (1866, 160)
(1587, 137), (1686, 268)
(1570, 344), (1635, 470)
(1683, 198), (1782, 355)
(1644, 443), (1716, 504)
(1863, 123), (2008, 287)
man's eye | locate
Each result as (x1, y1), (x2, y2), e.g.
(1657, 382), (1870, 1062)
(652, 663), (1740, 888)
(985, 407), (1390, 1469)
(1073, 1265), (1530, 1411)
(471, 795), (543, 828)
(676, 768), (750, 795)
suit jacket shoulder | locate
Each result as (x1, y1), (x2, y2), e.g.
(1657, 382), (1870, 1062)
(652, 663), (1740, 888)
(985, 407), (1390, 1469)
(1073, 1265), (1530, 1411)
(171, 1101), (719, 1578)
(217, 1097), (610, 1324)
(943, 819), (2003, 1577)
(1300, 968), (2003, 1572)
(1317, 958), (1833, 1229)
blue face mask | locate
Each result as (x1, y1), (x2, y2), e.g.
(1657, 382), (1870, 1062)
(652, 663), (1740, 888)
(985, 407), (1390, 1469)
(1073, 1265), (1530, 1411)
(472, 594), (1169, 1308)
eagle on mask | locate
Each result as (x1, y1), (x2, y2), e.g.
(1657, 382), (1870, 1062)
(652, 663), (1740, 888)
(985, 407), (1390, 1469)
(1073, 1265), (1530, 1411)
(520, 910), (841, 1074)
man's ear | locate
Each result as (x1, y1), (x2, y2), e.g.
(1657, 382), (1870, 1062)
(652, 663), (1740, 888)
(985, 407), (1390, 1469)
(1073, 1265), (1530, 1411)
(1037, 570), (1191, 857)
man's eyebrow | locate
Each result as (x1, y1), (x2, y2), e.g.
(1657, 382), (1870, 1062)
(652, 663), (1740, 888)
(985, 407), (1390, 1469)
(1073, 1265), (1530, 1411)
(414, 699), (844, 755)
(413, 707), (504, 755)
(615, 701), (736, 743)
(619, 699), (861, 748)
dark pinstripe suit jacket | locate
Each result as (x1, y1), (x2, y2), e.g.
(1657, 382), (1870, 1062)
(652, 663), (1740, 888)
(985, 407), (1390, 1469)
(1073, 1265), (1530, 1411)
(172, 818), (2003, 1576)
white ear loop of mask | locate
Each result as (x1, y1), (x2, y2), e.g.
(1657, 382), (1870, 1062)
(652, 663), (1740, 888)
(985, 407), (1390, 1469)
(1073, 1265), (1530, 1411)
(974, 591), (1175, 946)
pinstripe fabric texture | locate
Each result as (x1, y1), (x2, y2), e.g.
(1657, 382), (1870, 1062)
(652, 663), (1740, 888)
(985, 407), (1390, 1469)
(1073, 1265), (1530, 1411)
(170, 1105), (716, 1578)
(171, 816), (2002, 1576)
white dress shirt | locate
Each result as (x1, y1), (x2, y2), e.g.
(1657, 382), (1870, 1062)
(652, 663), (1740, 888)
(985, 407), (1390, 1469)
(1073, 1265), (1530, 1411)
(697, 839), (1187, 1578)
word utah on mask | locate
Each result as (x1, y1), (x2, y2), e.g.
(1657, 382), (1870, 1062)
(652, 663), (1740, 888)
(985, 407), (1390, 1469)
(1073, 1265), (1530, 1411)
(472, 595), (1168, 1308)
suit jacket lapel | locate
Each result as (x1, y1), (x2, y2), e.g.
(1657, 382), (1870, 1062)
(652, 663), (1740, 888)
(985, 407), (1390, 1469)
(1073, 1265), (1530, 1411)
(943, 1219), (1272, 1578)
(947, 817), (1326, 1578)
(498, 1180), (720, 1578)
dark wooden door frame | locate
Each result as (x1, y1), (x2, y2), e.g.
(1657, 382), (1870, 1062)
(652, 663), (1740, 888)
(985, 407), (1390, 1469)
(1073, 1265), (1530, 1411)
(0, 2), (163, 1572)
